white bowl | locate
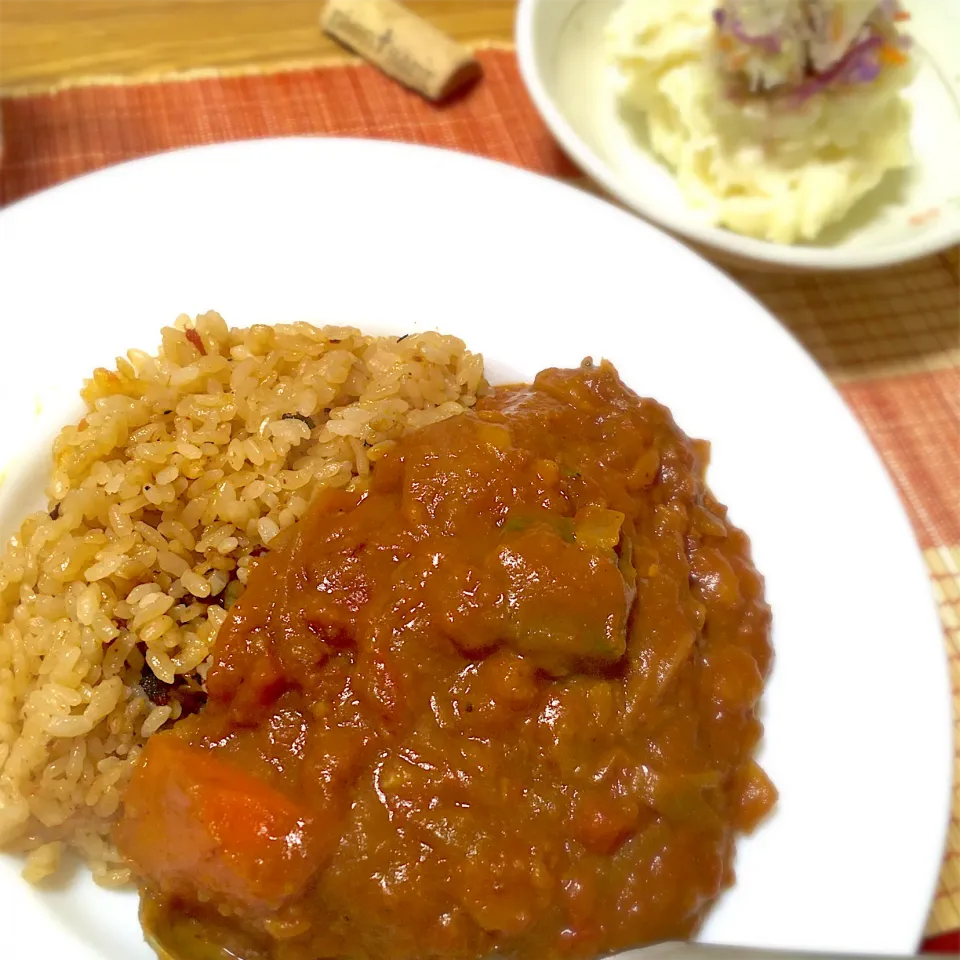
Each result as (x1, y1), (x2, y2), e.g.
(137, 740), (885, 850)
(515, 0), (960, 271)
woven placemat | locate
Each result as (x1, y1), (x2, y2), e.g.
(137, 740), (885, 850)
(1, 47), (957, 942)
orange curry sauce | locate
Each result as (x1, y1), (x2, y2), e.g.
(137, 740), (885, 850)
(116, 362), (776, 960)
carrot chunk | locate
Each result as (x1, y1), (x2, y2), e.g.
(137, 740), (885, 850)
(117, 735), (317, 911)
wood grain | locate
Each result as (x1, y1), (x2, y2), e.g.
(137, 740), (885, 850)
(0, 1), (517, 91)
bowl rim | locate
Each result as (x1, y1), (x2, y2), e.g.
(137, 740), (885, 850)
(514, 0), (960, 271)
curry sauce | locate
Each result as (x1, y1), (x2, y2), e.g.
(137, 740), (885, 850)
(116, 361), (776, 960)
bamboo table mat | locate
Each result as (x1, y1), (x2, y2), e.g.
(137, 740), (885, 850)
(0, 31), (957, 950)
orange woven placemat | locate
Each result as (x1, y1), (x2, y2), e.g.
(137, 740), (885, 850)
(1, 48), (958, 940)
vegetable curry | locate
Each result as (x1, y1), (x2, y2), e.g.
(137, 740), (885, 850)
(117, 361), (776, 960)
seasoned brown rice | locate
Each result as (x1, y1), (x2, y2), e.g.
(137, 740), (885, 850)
(0, 312), (484, 885)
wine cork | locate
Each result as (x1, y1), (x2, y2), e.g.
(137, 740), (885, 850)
(321, 0), (481, 102)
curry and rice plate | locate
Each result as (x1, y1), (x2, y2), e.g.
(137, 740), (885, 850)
(0, 313), (776, 960)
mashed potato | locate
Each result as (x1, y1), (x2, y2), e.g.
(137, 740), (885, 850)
(606, 0), (915, 244)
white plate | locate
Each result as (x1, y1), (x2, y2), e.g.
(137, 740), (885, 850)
(0, 138), (950, 959)
(516, 0), (960, 271)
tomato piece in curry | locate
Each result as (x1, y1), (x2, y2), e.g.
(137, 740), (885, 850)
(116, 361), (776, 960)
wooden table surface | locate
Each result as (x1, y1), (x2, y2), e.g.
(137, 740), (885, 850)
(0, 1), (517, 92)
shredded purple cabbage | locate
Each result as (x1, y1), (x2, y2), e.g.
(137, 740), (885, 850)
(728, 19), (782, 55)
(711, 2), (909, 105)
(712, 4), (782, 54)
(792, 34), (884, 102)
